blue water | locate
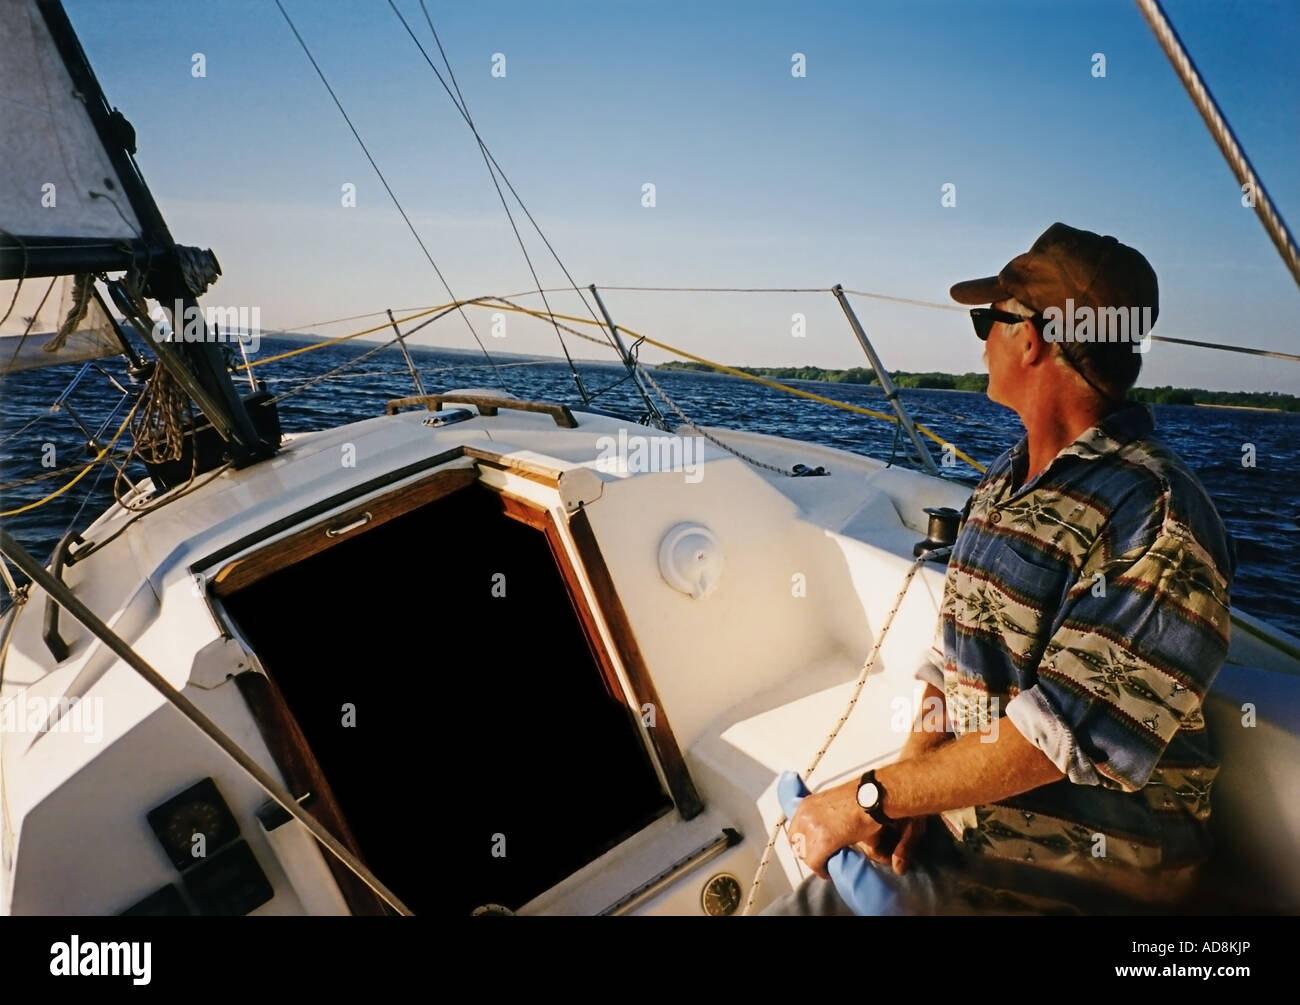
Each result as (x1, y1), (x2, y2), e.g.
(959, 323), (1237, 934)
(3, 335), (1298, 637)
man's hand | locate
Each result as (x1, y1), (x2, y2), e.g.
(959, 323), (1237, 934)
(858, 815), (928, 876)
(787, 686), (1064, 881)
(787, 778), (879, 880)
(868, 682), (946, 874)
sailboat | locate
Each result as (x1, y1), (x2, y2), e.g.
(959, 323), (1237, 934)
(1, 0), (1296, 917)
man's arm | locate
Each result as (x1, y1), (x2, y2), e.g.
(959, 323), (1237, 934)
(876, 716), (1063, 819)
(857, 681), (951, 874)
(897, 682), (952, 761)
(788, 716), (1063, 879)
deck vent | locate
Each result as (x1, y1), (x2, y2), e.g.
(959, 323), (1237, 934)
(659, 523), (722, 599)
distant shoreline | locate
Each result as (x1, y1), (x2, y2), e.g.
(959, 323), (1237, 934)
(654, 361), (1297, 412)
(257, 336), (1295, 412)
(1193, 402), (1284, 413)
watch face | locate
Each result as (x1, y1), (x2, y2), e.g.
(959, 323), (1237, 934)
(857, 781), (880, 810)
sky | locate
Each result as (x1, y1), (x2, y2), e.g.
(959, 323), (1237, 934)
(62, 0), (1300, 393)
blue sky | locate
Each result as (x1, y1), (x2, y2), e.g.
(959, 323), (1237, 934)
(65, 0), (1299, 392)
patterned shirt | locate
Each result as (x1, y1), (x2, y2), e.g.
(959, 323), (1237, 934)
(916, 402), (1235, 898)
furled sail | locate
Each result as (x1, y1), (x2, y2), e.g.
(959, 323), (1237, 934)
(0, 0), (142, 249)
(0, 274), (121, 374)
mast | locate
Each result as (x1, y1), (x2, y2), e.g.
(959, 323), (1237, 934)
(0, 1), (274, 465)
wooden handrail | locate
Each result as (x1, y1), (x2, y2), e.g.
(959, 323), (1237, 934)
(385, 393), (577, 427)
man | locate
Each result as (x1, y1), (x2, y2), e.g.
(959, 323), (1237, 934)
(770, 222), (1235, 915)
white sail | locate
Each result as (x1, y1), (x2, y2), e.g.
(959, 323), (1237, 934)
(0, 275), (120, 373)
(0, 0), (142, 241)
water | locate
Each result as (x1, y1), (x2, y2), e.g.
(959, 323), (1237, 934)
(3, 335), (1298, 637)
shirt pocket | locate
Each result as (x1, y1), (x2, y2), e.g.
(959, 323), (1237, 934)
(983, 541), (1071, 671)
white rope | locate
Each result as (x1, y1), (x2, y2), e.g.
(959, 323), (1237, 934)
(741, 547), (946, 915)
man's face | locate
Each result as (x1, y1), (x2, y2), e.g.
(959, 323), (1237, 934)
(983, 300), (1030, 408)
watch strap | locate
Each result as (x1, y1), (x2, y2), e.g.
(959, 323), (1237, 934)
(857, 769), (892, 826)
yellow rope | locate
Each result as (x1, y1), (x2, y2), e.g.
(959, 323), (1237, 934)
(472, 300), (988, 473)
(0, 400), (141, 517)
(2, 294), (985, 522)
(229, 295), (987, 474)
(235, 305), (446, 371)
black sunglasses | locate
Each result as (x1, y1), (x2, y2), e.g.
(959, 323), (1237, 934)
(970, 306), (1127, 405)
(970, 307), (1041, 341)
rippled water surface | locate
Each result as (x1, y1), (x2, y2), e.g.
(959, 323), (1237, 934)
(3, 336), (1298, 637)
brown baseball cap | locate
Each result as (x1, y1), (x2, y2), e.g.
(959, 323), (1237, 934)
(951, 222), (1159, 393)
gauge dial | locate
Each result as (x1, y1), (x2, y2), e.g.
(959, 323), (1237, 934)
(146, 778), (241, 870)
(165, 801), (223, 858)
(701, 873), (742, 916)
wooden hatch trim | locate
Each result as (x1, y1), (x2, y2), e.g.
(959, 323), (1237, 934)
(495, 492), (703, 821)
(235, 671), (391, 916)
(566, 507), (704, 820)
(210, 465), (477, 597)
(210, 452), (702, 915)
(204, 446), (586, 598)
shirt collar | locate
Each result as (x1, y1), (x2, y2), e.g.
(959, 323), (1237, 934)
(1007, 402), (1154, 491)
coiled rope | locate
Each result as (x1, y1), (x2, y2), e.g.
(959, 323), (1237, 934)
(129, 362), (189, 465)
(43, 274), (93, 354)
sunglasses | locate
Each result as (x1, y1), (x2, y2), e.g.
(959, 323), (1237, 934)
(971, 307), (1127, 405)
(970, 307), (1041, 341)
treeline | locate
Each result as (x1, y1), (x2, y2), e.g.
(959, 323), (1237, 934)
(654, 362), (1299, 410)
(655, 361), (989, 390)
(1128, 386), (1300, 411)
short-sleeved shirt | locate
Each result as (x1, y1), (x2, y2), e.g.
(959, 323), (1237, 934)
(916, 402), (1235, 898)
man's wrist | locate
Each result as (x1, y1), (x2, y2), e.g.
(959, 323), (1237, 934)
(873, 763), (908, 821)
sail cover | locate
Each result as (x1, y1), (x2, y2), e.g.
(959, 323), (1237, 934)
(0, 0), (142, 242)
(0, 275), (121, 374)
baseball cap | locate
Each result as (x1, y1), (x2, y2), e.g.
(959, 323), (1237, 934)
(950, 222), (1159, 394)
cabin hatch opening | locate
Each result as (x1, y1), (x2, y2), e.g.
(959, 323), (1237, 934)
(219, 480), (673, 915)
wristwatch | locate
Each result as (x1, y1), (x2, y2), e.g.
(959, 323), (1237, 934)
(856, 769), (892, 826)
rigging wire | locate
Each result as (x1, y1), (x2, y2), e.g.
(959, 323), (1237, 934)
(64, 412), (122, 534)
(388, 0), (625, 367)
(239, 306), (444, 372)
(260, 306), (436, 335)
(0, 411), (51, 451)
(479, 295), (990, 471)
(0, 394), (143, 518)
(257, 298), (500, 402)
(257, 285), (561, 337)
(0, 449), (134, 492)
(1136, 0), (1300, 290)
(414, 0), (620, 356)
(255, 359), (553, 387)
(265, 335), (413, 405)
(250, 286), (1300, 367)
(396, 284), (1300, 361)
(221, 282), (1296, 478)
(61, 461), (234, 569)
(272, 0), (516, 397)
(386, 0), (597, 402)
